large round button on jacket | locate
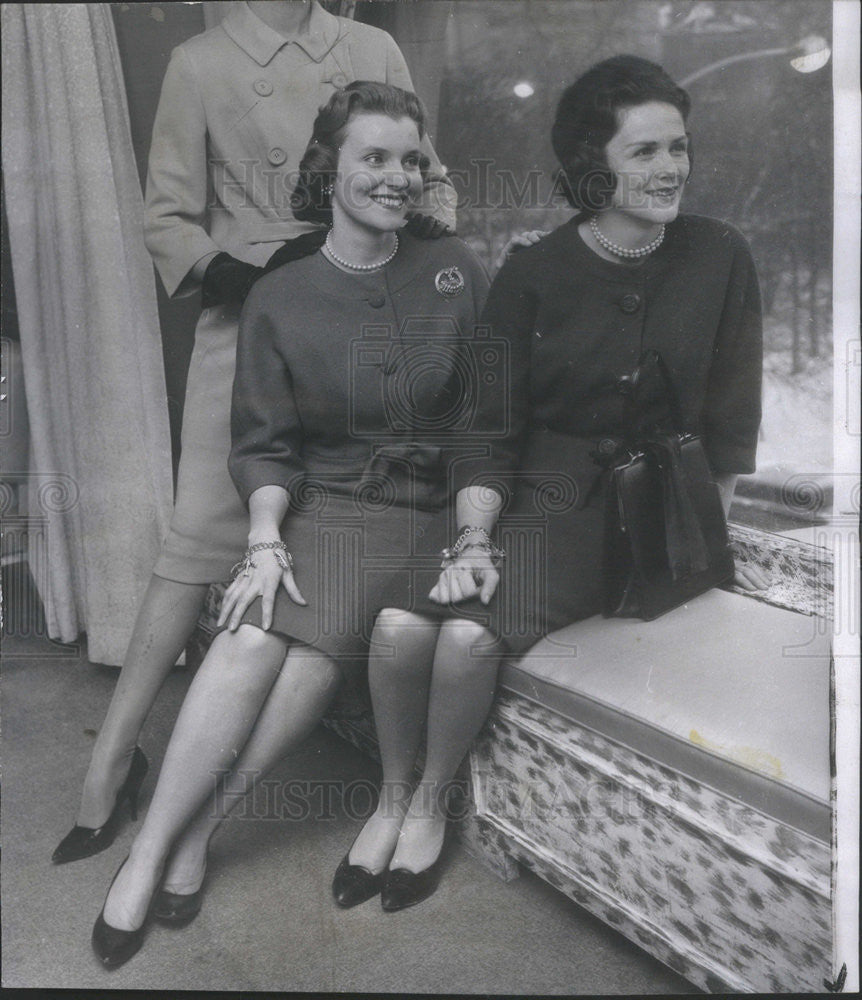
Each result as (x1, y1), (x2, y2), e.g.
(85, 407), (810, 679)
(267, 147), (287, 166)
(253, 79), (273, 97)
(368, 293), (386, 309)
(619, 293), (641, 314)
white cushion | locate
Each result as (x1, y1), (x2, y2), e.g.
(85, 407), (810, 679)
(501, 589), (831, 839)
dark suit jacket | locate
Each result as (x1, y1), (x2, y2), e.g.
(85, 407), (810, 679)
(478, 214), (763, 509)
(229, 232), (494, 511)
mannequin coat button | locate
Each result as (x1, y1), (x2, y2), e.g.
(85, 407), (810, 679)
(253, 79), (273, 97)
(268, 147), (287, 166)
(330, 72), (349, 88)
(619, 293), (641, 314)
(368, 293), (386, 309)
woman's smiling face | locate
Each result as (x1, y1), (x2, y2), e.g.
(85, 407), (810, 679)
(603, 101), (690, 225)
(331, 112), (424, 236)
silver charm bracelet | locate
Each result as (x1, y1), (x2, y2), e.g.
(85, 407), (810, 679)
(231, 540), (294, 580)
(440, 525), (506, 568)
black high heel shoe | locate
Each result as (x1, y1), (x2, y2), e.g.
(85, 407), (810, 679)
(53, 747), (148, 864)
(380, 823), (449, 913)
(331, 850), (385, 909)
(91, 857), (151, 969)
(380, 855), (445, 912)
(152, 869), (206, 927)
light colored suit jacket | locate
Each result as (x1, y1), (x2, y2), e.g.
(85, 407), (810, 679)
(144, 1), (456, 297)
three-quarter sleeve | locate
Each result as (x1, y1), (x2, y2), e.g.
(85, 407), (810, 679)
(143, 47), (221, 299)
(450, 252), (535, 495)
(229, 281), (304, 504)
(381, 33), (457, 231)
(701, 235), (763, 474)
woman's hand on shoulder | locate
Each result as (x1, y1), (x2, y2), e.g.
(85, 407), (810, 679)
(429, 548), (499, 606)
(218, 546), (307, 632)
(494, 230), (550, 272)
(405, 212), (455, 239)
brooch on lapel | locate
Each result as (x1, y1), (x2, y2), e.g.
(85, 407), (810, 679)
(435, 266), (465, 298)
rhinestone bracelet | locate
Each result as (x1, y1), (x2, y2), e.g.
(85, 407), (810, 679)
(440, 526), (506, 567)
(231, 540), (294, 580)
(461, 540), (507, 565)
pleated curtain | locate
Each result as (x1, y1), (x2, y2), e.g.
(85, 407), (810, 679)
(1, 4), (173, 664)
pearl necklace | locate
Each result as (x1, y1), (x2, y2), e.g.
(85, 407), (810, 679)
(324, 232), (399, 271)
(590, 216), (665, 260)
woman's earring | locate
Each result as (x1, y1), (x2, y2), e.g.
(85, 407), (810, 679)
(324, 184), (334, 196)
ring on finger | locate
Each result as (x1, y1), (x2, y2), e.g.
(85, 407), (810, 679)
(273, 549), (294, 572)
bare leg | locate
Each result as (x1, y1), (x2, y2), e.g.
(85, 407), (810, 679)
(78, 575), (209, 827)
(390, 618), (500, 873)
(160, 644), (342, 893)
(346, 610), (439, 874)
(101, 624), (291, 930)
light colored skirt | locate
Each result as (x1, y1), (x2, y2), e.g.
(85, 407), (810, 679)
(153, 304), (248, 584)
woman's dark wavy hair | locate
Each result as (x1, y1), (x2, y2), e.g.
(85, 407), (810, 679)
(551, 55), (691, 213)
(291, 81), (427, 224)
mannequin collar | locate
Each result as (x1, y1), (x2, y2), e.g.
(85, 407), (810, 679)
(223, 2), (343, 66)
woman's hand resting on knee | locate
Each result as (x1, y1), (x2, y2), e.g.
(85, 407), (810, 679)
(429, 550), (499, 606)
(218, 547), (307, 632)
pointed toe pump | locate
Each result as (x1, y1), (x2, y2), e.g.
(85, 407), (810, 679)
(92, 908), (148, 970)
(152, 873), (206, 927)
(53, 747), (148, 865)
(381, 822), (451, 913)
(91, 858), (150, 969)
(380, 853), (445, 913)
(331, 851), (385, 909)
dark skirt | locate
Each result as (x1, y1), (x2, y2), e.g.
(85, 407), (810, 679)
(237, 438), (610, 659)
(493, 480), (606, 654)
(235, 494), (454, 661)
(378, 471), (607, 656)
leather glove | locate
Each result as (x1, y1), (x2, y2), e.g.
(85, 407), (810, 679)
(262, 229), (328, 276)
(404, 213), (455, 239)
(201, 253), (263, 309)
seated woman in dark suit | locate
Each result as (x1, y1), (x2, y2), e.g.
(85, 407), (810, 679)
(91, 81), (508, 966)
(483, 53), (766, 654)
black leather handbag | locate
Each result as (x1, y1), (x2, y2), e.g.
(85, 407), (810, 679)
(601, 351), (735, 620)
